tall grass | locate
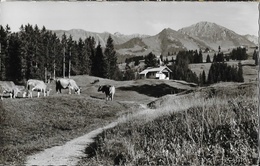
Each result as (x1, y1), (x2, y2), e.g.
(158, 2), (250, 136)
(80, 83), (258, 165)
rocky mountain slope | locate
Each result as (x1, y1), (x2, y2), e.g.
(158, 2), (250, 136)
(52, 21), (256, 57)
(244, 34), (258, 45)
(178, 21), (255, 51)
(53, 29), (149, 47)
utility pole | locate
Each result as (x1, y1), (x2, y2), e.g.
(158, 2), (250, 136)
(63, 46), (66, 78)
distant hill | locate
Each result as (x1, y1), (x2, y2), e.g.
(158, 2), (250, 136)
(53, 29), (149, 47)
(52, 21), (257, 57)
(244, 34), (258, 45)
(178, 21), (255, 51)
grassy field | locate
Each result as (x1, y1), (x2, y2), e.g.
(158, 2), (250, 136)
(78, 81), (258, 165)
(0, 95), (138, 164)
(0, 75), (258, 165)
(0, 75), (197, 165)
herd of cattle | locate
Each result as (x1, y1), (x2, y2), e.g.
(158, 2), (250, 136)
(0, 78), (115, 101)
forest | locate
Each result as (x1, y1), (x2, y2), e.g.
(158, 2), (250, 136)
(0, 24), (121, 84)
(0, 24), (245, 85)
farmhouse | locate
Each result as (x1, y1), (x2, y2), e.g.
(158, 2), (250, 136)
(139, 66), (172, 80)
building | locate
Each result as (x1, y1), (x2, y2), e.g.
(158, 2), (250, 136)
(139, 66), (172, 80)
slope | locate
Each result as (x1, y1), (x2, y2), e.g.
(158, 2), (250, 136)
(178, 21), (256, 51)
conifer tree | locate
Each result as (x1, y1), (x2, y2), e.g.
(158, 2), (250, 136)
(199, 49), (203, 63)
(124, 64), (135, 80)
(202, 70), (206, 85)
(104, 35), (117, 79)
(206, 54), (211, 63)
(92, 43), (107, 78)
(237, 62), (244, 82)
(144, 52), (158, 68)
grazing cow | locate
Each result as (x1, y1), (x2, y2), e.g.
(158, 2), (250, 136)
(98, 85), (115, 101)
(26, 79), (48, 98)
(0, 81), (20, 99)
(15, 85), (27, 98)
(56, 78), (81, 95)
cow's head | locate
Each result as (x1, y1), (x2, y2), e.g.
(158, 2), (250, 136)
(75, 87), (81, 95)
(98, 85), (103, 92)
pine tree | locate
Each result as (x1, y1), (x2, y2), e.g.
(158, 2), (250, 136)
(0, 25), (11, 80)
(7, 33), (22, 81)
(206, 54), (211, 63)
(92, 43), (107, 78)
(237, 62), (244, 82)
(202, 70), (206, 85)
(199, 49), (203, 63)
(75, 38), (89, 74)
(104, 35), (117, 79)
(144, 52), (158, 68)
(193, 50), (199, 63)
(124, 64), (135, 80)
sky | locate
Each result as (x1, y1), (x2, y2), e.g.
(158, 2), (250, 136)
(0, 2), (259, 36)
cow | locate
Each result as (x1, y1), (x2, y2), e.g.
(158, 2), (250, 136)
(15, 85), (27, 98)
(0, 81), (20, 99)
(56, 78), (81, 95)
(98, 85), (115, 101)
(26, 79), (48, 98)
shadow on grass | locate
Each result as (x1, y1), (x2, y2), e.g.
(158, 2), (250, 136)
(118, 83), (186, 98)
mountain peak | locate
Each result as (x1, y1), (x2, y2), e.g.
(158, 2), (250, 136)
(178, 21), (256, 50)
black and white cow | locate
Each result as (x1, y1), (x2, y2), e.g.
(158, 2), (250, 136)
(56, 78), (81, 95)
(98, 85), (115, 101)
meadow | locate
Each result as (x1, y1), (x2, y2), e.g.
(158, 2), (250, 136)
(0, 75), (258, 165)
(78, 82), (258, 165)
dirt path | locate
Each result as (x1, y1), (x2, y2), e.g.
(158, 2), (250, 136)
(25, 104), (150, 166)
(25, 121), (119, 166)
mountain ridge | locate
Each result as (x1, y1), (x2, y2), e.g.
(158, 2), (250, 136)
(52, 21), (257, 56)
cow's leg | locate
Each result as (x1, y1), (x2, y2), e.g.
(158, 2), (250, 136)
(69, 88), (71, 94)
(37, 91), (40, 98)
(29, 91), (32, 98)
(56, 86), (60, 94)
(10, 93), (12, 99)
(23, 91), (26, 98)
(43, 89), (46, 97)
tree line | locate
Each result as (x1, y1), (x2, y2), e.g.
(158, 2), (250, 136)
(0, 24), (121, 83)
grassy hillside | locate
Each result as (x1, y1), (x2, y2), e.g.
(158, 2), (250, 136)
(0, 95), (139, 165)
(1, 75), (257, 165)
(0, 75), (197, 165)
(78, 82), (258, 165)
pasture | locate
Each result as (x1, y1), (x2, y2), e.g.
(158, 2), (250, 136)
(0, 75), (194, 165)
(0, 75), (258, 165)
(78, 81), (258, 165)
